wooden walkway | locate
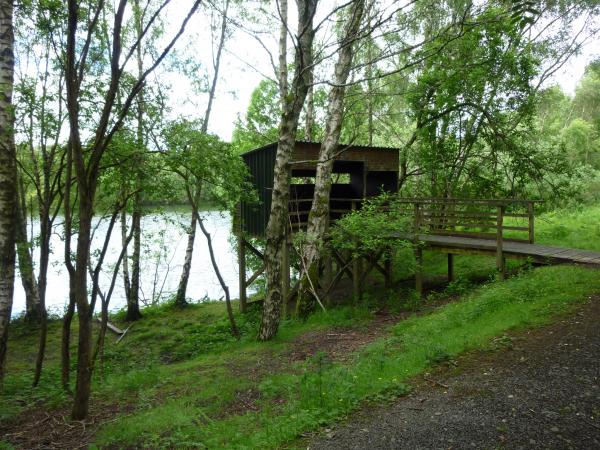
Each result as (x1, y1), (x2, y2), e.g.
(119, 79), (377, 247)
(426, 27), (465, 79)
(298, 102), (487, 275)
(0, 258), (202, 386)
(396, 233), (600, 267)
(241, 196), (600, 306)
(385, 198), (600, 296)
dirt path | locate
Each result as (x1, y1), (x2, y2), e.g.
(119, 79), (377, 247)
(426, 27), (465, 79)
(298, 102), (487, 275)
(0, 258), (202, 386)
(310, 298), (600, 450)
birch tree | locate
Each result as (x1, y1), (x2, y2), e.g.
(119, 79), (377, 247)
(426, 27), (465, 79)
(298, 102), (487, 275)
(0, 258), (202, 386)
(63, 0), (200, 420)
(258, 0), (318, 341)
(0, 0), (16, 383)
(175, 0), (231, 307)
(297, 0), (366, 310)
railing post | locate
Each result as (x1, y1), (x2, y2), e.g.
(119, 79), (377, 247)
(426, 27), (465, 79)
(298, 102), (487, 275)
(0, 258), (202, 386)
(447, 253), (454, 283)
(496, 204), (505, 280)
(413, 202), (421, 236)
(413, 201), (423, 297)
(281, 233), (290, 318)
(528, 201), (535, 244)
(415, 244), (423, 298)
(352, 200), (361, 301)
(237, 204), (247, 313)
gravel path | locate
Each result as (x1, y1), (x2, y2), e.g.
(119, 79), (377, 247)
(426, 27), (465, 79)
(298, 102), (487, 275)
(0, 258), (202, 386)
(310, 298), (600, 450)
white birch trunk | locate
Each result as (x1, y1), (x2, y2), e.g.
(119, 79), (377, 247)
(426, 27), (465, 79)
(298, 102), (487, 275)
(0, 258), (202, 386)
(0, 0), (16, 380)
(258, 0), (318, 341)
(299, 0), (366, 306)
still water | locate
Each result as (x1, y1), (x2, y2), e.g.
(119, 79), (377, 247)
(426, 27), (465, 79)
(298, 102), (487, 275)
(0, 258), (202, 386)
(13, 210), (241, 317)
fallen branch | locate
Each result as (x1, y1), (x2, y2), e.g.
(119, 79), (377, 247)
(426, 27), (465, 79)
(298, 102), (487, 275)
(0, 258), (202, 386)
(116, 324), (133, 344)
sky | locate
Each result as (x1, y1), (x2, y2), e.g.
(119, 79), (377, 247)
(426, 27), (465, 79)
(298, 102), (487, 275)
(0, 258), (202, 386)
(165, 1), (599, 142)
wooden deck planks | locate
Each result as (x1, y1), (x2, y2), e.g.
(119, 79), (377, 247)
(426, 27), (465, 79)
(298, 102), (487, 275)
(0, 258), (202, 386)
(390, 231), (600, 267)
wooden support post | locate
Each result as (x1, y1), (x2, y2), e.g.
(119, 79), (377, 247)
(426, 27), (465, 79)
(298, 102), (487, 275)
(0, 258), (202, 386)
(447, 253), (454, 283)
(415, 244), (423, 298)
(384, 249), (392, 289)
(351, 200), (361, 301)
(322, 252), (333, 305)
(413, 202), (423, 297)
(281, 237), (290, 318)
(496, 205), (505, 280)
(413, 202), (421, 236)
(238, 235), (247, 312)
(352, 252), (361, 302)
(528, 201), (535, 244)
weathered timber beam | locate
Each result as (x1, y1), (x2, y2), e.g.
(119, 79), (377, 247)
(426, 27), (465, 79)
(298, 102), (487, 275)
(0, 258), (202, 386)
(245, 241), (264, 260)
(246, 265), (265, 286)
(332, 248), (354, 281)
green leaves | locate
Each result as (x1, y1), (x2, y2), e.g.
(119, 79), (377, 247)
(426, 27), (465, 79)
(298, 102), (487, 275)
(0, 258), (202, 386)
(510, 0), (541, 30)
(330, 194), (412, 256)
(163, 119), (254, 209)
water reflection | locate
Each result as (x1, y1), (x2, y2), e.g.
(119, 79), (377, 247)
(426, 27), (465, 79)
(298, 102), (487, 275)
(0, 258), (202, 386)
(13, 210), (240, 317)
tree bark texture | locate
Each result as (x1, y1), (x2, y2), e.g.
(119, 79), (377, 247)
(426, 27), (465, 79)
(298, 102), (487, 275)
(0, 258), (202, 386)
(61, 141), (75, 391)
(32, 206), (51, 386)
(126, 0), (145, 321)
(297, 0), (366, 311)
(175, 191), (199, 307)
(0, 0), (16, 382)
(15, 190), (41, 321)
(125, 200), (142, 320)
(120, 208), (131, 302)
(278, 0), (288, 101)
(258, 0), (318, 341)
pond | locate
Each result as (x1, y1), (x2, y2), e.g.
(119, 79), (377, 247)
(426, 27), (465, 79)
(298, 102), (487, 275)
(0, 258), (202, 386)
(12, 209), (243, 317)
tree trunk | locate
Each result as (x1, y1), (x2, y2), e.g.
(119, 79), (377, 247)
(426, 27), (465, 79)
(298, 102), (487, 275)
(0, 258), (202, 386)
(32, 212), (50, 386)
(277, 0), (288, 102)
(61, 138), (75, 391)
(120, 208), (131, 302)
(61, 288), (75, 391)
(194, 208), (239, 337)
(126, 1), (145, 321)
(0, 0), (16, 382)
(174, 0), (228, 305)
(258, 0), (318, 341)
(15, 190), (41, 322)
(305, 80), (314, 140)
(71, 194), (94, 420)
(64, 0), (200, 420)
(296, 0), (366, 312)
(125, 197), (142, 320)
(175, 188), (201, 307)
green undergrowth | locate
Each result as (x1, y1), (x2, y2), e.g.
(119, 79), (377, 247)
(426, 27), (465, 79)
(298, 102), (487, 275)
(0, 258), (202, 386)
(535, 204), (600, 250)
(0, 299), (375, 422)
(92, 265), (600, 449)
(4, 204), (600, 449)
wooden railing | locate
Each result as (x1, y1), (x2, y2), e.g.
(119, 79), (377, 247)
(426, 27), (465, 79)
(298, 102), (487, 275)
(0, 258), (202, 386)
(287, 197), (539, 246)
(396, 198), (539, 281)
(395, 198), (538, 244)
(284, 196), (540, 294)
(287, 197), (364, 229)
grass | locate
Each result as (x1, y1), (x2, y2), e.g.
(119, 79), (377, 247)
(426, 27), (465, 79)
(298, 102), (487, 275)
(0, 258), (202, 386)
(535, 205), (600, 250)
(91, 266), (600, 449)
(2, 204), (600, 449)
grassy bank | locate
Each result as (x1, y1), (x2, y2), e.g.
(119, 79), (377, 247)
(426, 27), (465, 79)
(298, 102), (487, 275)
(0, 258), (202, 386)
(2, 205), (600, 449)
(92, 266), (600, 448)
